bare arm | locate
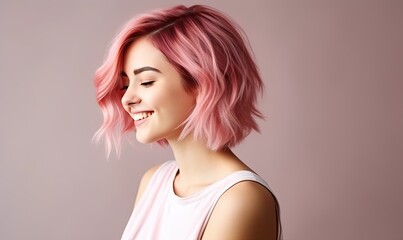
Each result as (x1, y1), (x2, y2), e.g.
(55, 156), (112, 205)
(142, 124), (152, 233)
(201, 181), (279, 240)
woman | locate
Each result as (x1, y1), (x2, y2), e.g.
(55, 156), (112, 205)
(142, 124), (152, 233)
(93, 5), (281, 240)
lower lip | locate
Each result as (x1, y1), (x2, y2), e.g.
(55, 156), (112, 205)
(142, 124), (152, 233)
(134, 115), (152, 127)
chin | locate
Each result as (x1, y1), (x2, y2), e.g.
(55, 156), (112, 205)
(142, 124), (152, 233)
(135, 136), (155, 144)
(135, 132), (164, 145)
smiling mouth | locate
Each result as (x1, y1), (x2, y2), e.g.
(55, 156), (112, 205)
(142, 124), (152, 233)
(133, 111), (154, 121)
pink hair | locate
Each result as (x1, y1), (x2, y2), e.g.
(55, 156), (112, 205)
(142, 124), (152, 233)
(93, 5), (264, 156)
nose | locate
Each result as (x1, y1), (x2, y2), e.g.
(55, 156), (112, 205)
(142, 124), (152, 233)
(121, 85), (141, 109)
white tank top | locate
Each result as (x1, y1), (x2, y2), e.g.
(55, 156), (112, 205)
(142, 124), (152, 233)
(121, 160), (276, 240)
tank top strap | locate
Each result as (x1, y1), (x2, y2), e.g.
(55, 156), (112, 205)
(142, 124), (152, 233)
(134, 160), (177, 207)
(152, 160), (178, 184)
(200, 170), (273, 234)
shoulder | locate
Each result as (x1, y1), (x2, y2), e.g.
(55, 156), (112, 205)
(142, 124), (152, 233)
(202, 180), (279, 240)
(133, 163), (164, 207)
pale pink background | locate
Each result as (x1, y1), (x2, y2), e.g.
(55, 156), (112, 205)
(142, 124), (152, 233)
(1, 0), (402, 239)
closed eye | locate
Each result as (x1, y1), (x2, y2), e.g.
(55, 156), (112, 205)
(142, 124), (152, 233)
(120, 75), (129, 91)
(141, 81), (155, 87)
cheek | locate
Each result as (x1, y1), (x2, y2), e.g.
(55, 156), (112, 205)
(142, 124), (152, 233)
(146, 88), (170, 108)
(121, 91), (131, 111)
(152, 87), (194, 117)
(121, 98), (128, 112)
(171, 93), (196, 118)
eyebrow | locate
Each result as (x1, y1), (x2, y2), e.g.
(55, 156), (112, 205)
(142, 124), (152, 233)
(133, 66), (161, 75)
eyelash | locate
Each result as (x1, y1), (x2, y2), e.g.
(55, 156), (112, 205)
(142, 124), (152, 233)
(121, 78), (129, 91)
(140, 81), (155, 87)
(120, 81), (154, 91)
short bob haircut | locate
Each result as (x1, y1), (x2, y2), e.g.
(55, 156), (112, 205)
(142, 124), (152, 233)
(93, 5), (264, 156)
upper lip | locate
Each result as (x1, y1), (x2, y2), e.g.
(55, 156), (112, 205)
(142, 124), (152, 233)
(130, 110), (154, 114)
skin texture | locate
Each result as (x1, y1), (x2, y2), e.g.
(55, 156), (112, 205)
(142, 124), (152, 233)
(123, 38), (278, 239)
(201, 182), (278, 240)
(121, 37), (196, 144)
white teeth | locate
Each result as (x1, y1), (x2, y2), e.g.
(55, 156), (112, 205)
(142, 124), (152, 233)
(133, 112), (153, 121)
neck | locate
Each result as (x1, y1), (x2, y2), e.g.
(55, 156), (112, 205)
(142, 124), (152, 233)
(166, 135), (245, 186)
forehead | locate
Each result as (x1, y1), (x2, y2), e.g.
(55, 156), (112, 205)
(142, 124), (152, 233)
(123, 37), (168, 74)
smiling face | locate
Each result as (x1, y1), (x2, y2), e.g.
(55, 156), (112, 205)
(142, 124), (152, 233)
(121, 37), (196, 144)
